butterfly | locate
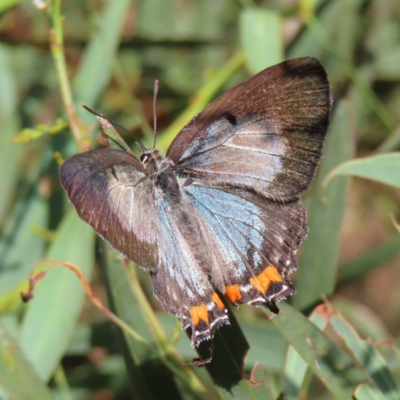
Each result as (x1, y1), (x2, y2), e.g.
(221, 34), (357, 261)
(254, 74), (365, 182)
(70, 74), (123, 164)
(60, 57), (331, 348)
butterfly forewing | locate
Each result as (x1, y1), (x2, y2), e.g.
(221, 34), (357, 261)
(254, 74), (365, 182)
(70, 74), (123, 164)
(167, 57), (331, 200)
(60, 149), (159, 269)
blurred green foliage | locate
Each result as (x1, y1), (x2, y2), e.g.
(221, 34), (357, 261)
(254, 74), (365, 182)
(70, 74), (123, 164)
(0, 0), (400, 399)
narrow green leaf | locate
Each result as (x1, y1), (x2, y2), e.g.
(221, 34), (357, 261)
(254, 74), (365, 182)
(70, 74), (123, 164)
(374, 47), (400, 81)
(0, 0), (23, 13)
(0, 44), (17, 117)
(284, 305), (329, 400)
(294, 101), (354, 310)
(241, 321), (287, 372)
(0, 44), (23, 225)
(136, 0), (229, 41)
(330, 313), (400, 400)
(332, 298), (391, 342)
(0, 114), (23, 226)
(94, 114), (132, 152)
(73, 0), (131, 122)
(216, 362), (276, 400)
(0, 320), (53, 400)
(324, 153), (400, 190)
(376, 124), (400, 154)
(354, 383), (388, 400)
(288, 0), (342, 60)
(239, 8), (283, 74)
(19, 211), (95, 381)
(0, 194), (47, 312)
(270, 303), (368, 398)
(337, 235), (400, 284)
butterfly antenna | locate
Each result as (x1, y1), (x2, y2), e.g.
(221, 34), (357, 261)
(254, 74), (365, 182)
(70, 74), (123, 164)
(152, 80), (159, 150)
(82, 105), (147, 154)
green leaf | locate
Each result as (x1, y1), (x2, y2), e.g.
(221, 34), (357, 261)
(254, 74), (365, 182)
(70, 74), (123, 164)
(19, 211), (95, 381)
(354, 383), (388, 400)
(0, 44), (17, 116)
(241, 320), (287, 372)
(94, 113), (132, 152)
(0, 320), (53, 400)
(332, 298), (391, 342)
(239, 8), (283, 74)
(0, 194), (47, 312)
(330, 313), (400, 400)
(324, 153), (400, 189)
(136, 0), (230, 41)
(0, 114), (23, 226)
(294, 100), (354, 311)
(73, 0), (132, 122)
(284, 306), (329, 399)
(0, 0), (23, 13)
(374, 47), (400, 81)
(270, 303), (368, 398)
(337, 235), (400, 285)
(0, 45), (23, 225)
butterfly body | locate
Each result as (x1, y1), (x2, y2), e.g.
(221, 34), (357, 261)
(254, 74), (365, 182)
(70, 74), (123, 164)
(60, 57), (331, 347)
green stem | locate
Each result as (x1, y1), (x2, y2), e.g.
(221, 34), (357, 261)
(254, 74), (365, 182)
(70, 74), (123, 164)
(375, 123), (400, 153)
(53, 365), (74, 400)
(50, 0), (89, 151)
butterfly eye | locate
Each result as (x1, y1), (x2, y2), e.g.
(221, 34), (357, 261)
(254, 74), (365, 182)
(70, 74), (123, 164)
(140, 153), (148, 164)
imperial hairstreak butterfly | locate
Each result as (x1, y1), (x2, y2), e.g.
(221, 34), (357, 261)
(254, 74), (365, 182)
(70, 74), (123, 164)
(60, 57), (331, 348)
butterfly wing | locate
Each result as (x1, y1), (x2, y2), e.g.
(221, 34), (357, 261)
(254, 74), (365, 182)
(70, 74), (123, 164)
(150, 196), (229, 347)
(183, 183), (307, 312)
(59, 57), (330, 348)
(150, 181), (307, 346)
(60, 148), (230, 346)
(167, 57), (331, 200)
(59, 148), (159, 269)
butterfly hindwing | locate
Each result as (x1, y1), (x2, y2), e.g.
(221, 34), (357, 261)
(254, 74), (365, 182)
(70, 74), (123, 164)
(167, 57), (331, 200)
(184, 184), (307, 311)
(150, 181), (307, 345)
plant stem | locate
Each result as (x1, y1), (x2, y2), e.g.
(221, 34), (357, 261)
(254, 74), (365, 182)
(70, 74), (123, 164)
(50, 0), (90, 152)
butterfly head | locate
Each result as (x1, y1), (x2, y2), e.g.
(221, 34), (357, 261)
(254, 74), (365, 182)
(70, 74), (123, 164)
(140, 149), (163, 173)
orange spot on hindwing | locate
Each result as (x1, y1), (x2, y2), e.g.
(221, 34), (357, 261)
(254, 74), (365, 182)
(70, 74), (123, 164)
(225, 284), (242, 303)
(190, 304), (209, 326)
(250, 265), (283, 293)
(212, 292), (225, 309)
